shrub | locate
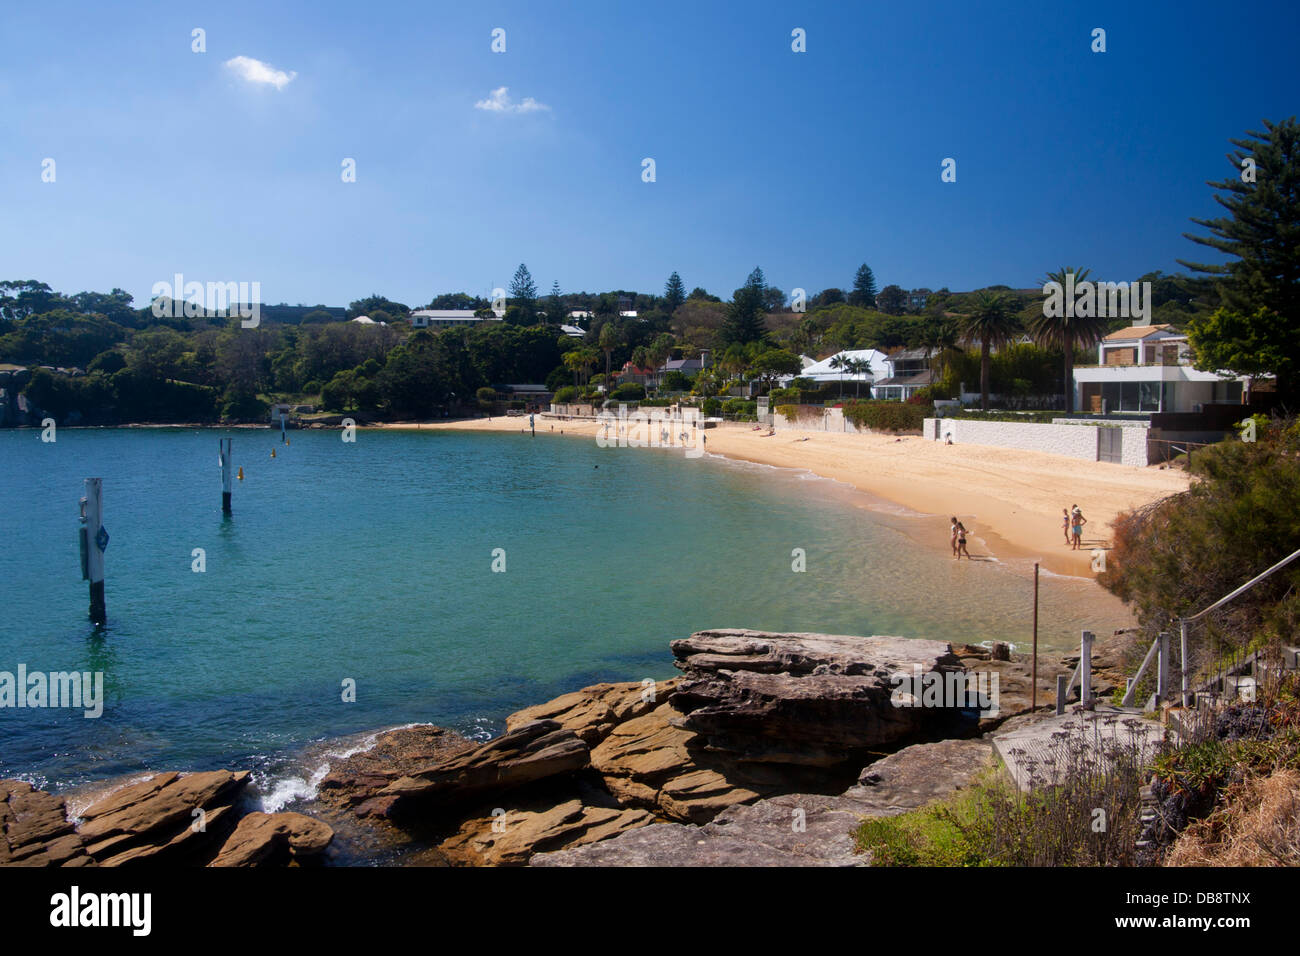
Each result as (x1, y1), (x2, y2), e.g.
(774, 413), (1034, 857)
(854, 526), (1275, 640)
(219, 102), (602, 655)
(855, 781), (1005, 867)
(842, 400), (930, 432)
(610, 382), (646, 400)
(722, 398), (757, 420)
(1100, 420), (1300, 648)
(701, 398), (722, 417)
(856, 715), (1159, 867)
(660, 370), (690, 391)
(553, 385), (578, 404)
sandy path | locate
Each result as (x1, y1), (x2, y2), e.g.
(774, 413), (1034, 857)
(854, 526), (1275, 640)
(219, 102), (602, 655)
(371, 416), (1189, 576)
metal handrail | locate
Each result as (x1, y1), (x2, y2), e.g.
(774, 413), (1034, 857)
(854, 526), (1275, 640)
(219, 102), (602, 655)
(1175, 545), (1300, 704)
(1184, 546), (1300, 623)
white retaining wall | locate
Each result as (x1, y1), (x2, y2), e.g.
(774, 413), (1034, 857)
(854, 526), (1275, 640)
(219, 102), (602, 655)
(922, 417), (1148, 467)
(772, 406), (870, 434)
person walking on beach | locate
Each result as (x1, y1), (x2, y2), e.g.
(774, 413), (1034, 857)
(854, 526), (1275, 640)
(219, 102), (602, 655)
(955, 520), (971, 560)
(1062, 508), (1072, 545)
(1070, 506), (1087, 550)
(950, 517), (960, 557)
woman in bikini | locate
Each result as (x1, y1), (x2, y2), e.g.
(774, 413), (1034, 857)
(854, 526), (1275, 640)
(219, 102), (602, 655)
(1062, 508), (1072, 545)
(950, 517), (960, 557)
(956, 521), (971, 559)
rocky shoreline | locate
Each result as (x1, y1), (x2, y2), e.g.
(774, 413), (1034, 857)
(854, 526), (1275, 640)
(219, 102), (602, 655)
(3, 628), (1135, 867)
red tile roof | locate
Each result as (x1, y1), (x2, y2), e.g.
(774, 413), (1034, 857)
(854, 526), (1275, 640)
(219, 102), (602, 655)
(1103, 324), (1176, 342)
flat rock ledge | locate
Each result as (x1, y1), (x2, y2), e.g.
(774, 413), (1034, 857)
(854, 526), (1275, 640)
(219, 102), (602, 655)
(532, 738), (995, 866)
(667, 630), (970, 766)
(3, 772), (334, 867)
(313, 635), (998, 865)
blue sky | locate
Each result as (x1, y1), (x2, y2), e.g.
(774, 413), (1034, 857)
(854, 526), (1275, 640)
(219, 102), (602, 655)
(1, 0), (1297, 309)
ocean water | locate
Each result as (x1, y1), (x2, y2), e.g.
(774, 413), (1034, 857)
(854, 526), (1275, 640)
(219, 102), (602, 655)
(0, 427), (1134, 798)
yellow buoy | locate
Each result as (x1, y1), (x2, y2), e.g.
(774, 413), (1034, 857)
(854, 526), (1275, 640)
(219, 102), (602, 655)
(271, 448), (277, 458)
(237, 466), (244, 481)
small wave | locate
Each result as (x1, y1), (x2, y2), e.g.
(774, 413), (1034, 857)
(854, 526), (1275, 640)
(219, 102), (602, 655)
(253, 722), (429, 813)
(64, 772), (159, 823)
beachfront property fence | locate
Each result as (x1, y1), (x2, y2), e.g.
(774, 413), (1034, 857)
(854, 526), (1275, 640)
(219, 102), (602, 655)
(770, 404), (872, 434)
(924, 416), (1150, 466)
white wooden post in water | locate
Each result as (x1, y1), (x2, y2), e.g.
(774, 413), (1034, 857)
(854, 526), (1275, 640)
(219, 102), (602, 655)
(81, 478), (107, 625)
(1080, 630), (1094, 705)
(220, 438), (233, 514)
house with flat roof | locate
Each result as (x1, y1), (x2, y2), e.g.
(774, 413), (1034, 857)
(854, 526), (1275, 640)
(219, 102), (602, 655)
(409, 310), (504, 330)
(1072, 324), (1250, 414)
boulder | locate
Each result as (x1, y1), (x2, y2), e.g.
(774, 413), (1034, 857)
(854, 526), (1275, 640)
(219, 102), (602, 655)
(668, 630), (968, 766)
(505, 679), (679, 747)
(76, 770), (250, 864)
(841, 738), (995, 814)
(437, 800), (655, 866)
(1, 780), (90, 867)
(370, 720), (589, 819)
(209, 811), (334, 867)
(589, 702), (767, 823)
(315, 724), (476, 815)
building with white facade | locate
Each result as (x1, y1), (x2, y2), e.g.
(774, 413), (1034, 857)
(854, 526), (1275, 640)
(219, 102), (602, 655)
(1072, 325), (1249, 414)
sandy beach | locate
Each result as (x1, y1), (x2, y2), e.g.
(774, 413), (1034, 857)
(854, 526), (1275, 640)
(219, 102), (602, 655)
(373, 415), (1190, 577)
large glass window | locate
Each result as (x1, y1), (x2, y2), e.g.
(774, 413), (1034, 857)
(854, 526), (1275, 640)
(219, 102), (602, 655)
(1100, 381), (1156, 412)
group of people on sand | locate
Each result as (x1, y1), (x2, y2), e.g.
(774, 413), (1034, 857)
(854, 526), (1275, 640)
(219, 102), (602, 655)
(1063, 505), (1088, 550)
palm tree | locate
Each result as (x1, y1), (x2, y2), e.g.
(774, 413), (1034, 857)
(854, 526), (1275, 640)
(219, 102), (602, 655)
(916, 326), (942, 394)
(958, 291), (1020, 410)
(829, 353), (848, 398)
(849, 357), (870, 398)
(563, 349), (586, 388)
(598, 322), (623, 396)
(933, 321), (959, 390)
(1028, 266), (1109, 413)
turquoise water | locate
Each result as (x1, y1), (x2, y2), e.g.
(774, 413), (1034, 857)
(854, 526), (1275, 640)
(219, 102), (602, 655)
(0, 427), (1133, 795)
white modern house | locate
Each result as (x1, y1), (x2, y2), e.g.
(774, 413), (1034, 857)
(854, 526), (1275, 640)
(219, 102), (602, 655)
(409, 310), (503, 330)
(1072, 324), (1249, 414)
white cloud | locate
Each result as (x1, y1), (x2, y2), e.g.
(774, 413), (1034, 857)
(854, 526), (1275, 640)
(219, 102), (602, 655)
(474, 86), (549, 114)
(224, 55), (297, 90)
